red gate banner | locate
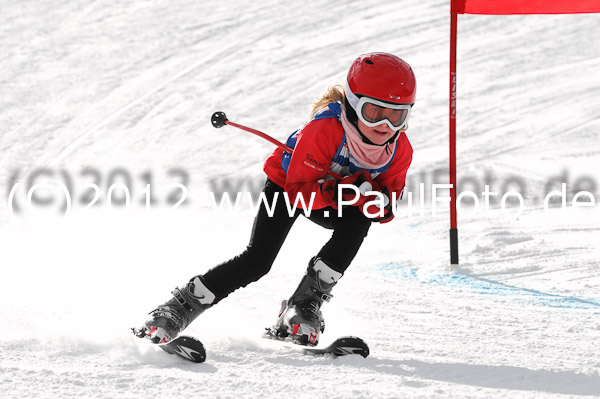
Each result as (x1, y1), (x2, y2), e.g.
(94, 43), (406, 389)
(452, 0), (600, 14)
(447, 0), (600, 265)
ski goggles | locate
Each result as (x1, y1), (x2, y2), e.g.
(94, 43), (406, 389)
(345, 81), (412, 131)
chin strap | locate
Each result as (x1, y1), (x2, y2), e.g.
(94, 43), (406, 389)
(385, 130), (401, 146)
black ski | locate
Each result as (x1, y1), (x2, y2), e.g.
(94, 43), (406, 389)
(264, 329), (369, 358)
(158, 335), (207, 363)
(304, 336), (369, 358)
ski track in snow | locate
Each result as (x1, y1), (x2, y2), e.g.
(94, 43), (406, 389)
(1, 0), (600, 398)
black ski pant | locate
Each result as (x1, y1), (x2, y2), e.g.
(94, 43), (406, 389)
(202, 178), (372, 303)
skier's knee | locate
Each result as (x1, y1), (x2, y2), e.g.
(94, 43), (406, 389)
(244, 259), (274, 283)
(237, 248), (277, 284)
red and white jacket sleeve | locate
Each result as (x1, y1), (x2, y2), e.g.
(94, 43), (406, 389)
(283, 118), (344, 210)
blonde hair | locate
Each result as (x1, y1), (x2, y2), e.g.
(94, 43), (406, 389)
(308, 83), (409, 132)
(309, 84), (346, 118)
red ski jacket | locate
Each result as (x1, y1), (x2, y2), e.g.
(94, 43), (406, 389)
(263, 117), (413, 211)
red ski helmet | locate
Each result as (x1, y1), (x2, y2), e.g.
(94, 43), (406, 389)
(346, 52), (416, 106)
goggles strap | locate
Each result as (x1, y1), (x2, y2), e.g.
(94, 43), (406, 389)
(344, 80), (361, 110)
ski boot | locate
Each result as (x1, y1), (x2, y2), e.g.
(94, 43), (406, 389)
(133, 276), (216, 344)
(270, 257), (342, 346)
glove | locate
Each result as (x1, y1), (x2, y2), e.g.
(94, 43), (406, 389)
(320, 170), (381, 210)
(370, 187), (395, 223)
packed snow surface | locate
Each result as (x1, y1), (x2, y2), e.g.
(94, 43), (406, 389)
(1, 1), (599, 398)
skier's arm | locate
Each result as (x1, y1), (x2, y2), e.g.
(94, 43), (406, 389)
(283, 118), (343, 210)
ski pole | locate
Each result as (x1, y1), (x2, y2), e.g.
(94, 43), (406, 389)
(210, 111), (375, 197)
(211, 111), (294, 153)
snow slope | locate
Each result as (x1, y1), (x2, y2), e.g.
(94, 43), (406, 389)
(1, 0), (599, 398)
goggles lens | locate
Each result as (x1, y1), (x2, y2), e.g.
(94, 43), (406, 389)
(354, 96), (412, 131)
(361, 102), (409, 128)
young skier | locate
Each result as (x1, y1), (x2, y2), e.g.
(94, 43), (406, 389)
(134, 52), (415, 347)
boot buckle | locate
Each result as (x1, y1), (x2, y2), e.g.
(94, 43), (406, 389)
(320, 293), (333, 302)
(171, 288), (187, 305)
